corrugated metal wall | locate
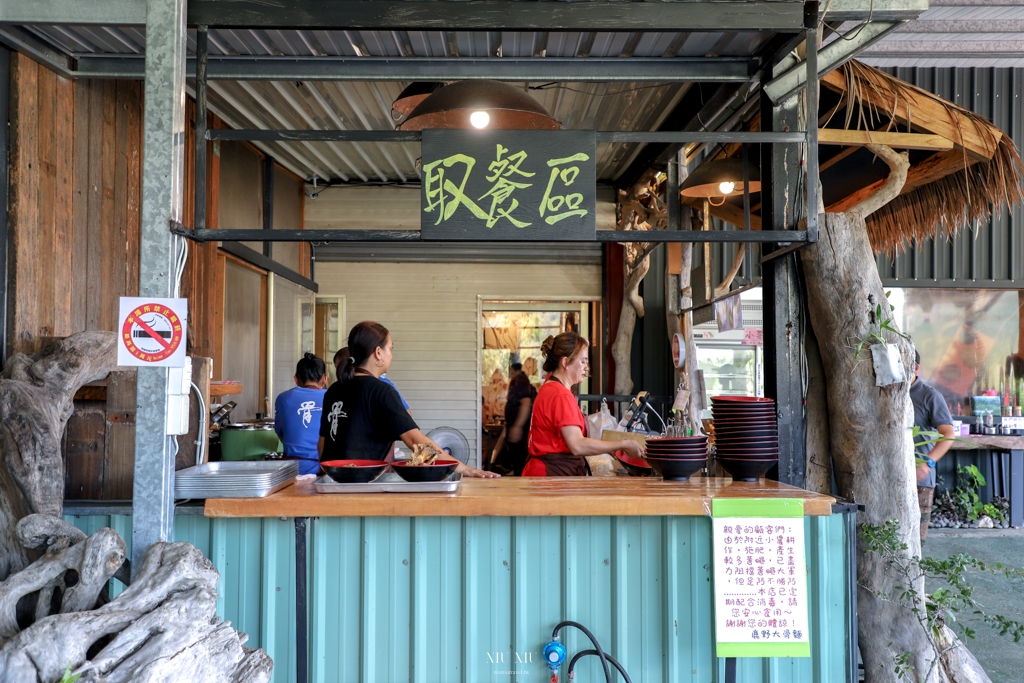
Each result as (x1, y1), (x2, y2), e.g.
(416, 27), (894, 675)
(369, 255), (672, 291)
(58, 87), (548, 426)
(875, 67), (1024, 288)
(314, 261), (603, 464)
(66, 513), (852, 683)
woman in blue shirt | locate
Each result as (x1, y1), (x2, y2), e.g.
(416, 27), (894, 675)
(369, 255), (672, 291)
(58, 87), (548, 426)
(274, 353), (328, 475)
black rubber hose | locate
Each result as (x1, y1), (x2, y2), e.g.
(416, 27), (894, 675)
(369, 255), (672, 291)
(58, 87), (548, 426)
(567, 650), (632, 683)
(552, 621), (612, 683)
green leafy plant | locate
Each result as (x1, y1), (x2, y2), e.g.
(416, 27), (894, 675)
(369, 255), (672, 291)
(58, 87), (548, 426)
(59, 664), (81, 683)
(861, 519), (1024, 680)
(853, 291), (909, 359)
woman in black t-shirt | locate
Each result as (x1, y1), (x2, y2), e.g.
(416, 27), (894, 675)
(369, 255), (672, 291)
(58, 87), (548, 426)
(318, 321), (497, 478)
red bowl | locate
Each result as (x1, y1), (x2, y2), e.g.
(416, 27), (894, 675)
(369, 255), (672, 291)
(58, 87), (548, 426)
(615, 450), (654, 477)
(391, 459), (459, 482)
(712, 396), (775, 404)
(321, 459), (388, 483)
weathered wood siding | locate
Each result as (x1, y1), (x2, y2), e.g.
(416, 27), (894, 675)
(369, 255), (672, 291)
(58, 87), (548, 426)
(8, 54), (141, 355)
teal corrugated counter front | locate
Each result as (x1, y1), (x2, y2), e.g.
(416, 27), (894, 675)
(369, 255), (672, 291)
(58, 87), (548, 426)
(67, 503), (852, 683)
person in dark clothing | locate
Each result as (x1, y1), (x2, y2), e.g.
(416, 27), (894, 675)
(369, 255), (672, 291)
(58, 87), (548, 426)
(502, 363), (536, 476)
(318, 321), (497, 478)
(910, 350), (954, 545)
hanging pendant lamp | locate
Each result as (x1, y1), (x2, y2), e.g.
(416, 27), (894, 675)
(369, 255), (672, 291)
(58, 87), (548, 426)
(397, 80), (561, 131)
(680, 158), (761, 205)
(391, 82), (444, 123)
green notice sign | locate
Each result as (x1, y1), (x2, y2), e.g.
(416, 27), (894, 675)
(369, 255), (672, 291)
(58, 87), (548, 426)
(711, 498), (811, 658)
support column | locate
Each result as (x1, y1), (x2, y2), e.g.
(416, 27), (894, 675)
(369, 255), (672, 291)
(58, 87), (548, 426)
(760, 91), (806, 487)
(132, 0), (187, 574)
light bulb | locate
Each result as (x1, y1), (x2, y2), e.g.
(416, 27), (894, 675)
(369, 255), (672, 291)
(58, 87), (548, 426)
(718, 181), (736, 195)
(470, 111), (490, 129)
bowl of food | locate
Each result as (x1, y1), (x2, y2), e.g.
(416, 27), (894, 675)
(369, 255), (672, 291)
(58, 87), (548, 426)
(391, 460), (459, 482)
(321, 459), (388, 483)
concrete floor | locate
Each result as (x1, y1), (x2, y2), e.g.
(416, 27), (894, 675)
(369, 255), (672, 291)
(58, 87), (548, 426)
(923, 528), (1024, 682)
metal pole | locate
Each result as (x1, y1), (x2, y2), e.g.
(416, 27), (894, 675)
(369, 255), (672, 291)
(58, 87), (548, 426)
(263, 155), (275, 258)
(805, 13), (819, 243)
(132, 0), (187, 575)
(667, 157), (680, 231)
(295, 517), (309, 683)
(0, 45), (10, 370)
(195, 25), (208, 231)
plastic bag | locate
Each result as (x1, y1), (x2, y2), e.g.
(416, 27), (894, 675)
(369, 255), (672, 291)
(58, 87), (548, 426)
(587, 400), (618, 441)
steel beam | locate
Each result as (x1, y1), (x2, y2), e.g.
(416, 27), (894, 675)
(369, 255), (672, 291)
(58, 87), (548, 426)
(760, 88), (807, 489)
(71, 54), (754, 82)
(132, 0), (187, 576)
(207, 129), (807, 144)
(0, 45), (8, 368)
(763, 21), (903, 105)
(187, 0), (808, 32)
(0, 0), (146, 25)
(0, 26), (73, 77)
(188, 228), (809, 244)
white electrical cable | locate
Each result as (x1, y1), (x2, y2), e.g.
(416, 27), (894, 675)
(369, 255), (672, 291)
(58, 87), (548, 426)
(191, 381), (207, 467)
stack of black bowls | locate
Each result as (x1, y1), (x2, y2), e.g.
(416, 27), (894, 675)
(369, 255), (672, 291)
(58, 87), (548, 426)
(642, 435), (708, 481)
(711, 396), (778, 481)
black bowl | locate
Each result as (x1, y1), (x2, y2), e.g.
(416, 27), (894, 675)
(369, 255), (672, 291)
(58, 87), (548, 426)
(714, 428), (778, 440)
(716, 457), (778, 482)
(391, 460), (459, 482)
(712, 396), (775, 405)
(615, 450), (654, 476)
(321, 459), (388, 483)
(644, 448), (708, 459)
(646, 456), (706, 481)
(645, 437), (708, 446)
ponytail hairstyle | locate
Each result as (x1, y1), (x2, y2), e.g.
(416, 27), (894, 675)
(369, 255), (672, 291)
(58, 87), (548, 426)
(541, 332), (589, 374)
(341, 321), (391, 383)
(295, 352), (327, 386)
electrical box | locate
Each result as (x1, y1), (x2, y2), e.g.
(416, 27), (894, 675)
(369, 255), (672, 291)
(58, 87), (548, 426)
(166, 356), (193, 436)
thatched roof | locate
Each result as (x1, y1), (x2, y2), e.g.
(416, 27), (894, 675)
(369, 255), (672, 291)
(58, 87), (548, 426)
(693, 60), (1024, 255)
(826, 61), (1024, 254)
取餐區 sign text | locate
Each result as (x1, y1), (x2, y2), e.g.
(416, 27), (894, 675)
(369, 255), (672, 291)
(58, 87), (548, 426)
(420, 130), (596, 241)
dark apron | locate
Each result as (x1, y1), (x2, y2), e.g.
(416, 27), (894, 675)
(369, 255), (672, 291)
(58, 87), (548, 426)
(527, 452), (591, 477)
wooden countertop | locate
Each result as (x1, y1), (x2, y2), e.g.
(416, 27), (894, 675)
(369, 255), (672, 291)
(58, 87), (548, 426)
(204, 476), (836, 518)
(949, 434), (1024, 450)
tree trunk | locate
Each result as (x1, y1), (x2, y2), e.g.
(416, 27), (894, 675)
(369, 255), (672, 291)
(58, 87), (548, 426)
(612, 253), (650, 395)
(678, 240), (704, 433)
(804, 326), (833, 494)
(0, 332), (120, 581)
(0, 514), (272, 683)
(801, 145), (938, 682)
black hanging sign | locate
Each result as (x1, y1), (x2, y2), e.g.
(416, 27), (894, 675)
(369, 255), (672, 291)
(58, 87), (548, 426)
(420, 130), (597, 240)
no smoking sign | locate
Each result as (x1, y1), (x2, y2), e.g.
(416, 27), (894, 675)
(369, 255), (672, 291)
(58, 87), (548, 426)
(117, 297), (188, 367)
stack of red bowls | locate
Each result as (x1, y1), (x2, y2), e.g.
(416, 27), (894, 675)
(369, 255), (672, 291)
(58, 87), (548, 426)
(711, 396), (778, 481)
(642, 435), (708, 481)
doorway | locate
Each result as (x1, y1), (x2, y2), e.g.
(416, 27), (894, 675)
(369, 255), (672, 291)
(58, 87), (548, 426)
(315, 296), (346, 384)
(479, 300), (600, 469)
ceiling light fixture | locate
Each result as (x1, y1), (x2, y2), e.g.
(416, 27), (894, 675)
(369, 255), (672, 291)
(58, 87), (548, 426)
(397, 80), (561, 131)
(680, 158), (761, 206)
(470, 111), (490, 129)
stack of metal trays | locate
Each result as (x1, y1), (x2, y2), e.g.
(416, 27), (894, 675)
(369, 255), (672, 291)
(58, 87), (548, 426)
(175, 461), (298, 499)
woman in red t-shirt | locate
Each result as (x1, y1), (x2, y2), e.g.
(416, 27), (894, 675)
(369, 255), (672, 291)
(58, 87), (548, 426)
(522, 332), (644, 476)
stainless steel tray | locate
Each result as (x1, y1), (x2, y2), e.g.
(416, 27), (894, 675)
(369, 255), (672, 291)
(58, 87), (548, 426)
(175, 478), (295, 499)
(176, 461), (298, 483)
(314, 472), (462, 494)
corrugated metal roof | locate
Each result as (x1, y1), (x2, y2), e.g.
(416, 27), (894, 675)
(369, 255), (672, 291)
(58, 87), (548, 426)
(11, 24), (771, 183)
(860, 2), (1024, 68)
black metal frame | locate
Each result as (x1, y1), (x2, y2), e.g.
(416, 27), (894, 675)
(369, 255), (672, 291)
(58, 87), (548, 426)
(183, 13), (823, 682)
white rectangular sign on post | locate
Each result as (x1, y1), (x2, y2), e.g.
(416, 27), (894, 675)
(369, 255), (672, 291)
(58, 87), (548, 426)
(712, 498), (811, 658)
(117, 297), (189, 368)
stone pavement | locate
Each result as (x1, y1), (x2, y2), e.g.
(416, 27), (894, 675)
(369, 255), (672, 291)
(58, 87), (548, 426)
(923, 528), (1024, 683)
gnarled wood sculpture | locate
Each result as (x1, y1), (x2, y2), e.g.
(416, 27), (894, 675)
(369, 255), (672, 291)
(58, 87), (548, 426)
(613, 171), (666, 394)
(0, 514), (272, 683)
(0, 331), (120, 581)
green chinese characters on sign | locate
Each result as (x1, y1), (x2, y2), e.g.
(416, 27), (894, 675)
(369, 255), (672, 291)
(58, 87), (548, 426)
(540, 153), (590, 225)
(420, 130), (596, 241)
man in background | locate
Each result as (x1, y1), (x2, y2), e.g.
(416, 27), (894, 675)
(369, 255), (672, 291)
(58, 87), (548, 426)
(910, 350), (955, 545)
